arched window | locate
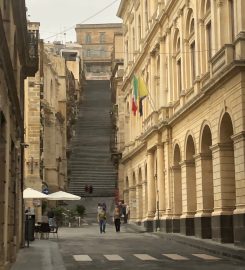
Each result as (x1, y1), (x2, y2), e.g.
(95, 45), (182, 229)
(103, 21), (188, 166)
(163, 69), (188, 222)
(188, 15), (196, 83)
(174, 31), (182, 96)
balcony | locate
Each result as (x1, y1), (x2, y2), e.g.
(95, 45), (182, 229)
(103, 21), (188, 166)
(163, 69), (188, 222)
(25, 30), (39, 76)
(12, 1), (39, 76)
(142, 111), (158, 138)
(210, 44), (234, 78)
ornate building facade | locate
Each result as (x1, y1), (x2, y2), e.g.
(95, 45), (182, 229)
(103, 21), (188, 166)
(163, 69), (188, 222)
(0, 1), (38, 268)
(116, 0), (245, 246)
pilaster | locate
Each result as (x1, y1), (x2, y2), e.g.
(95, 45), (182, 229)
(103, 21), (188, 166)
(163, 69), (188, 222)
(232, 132), (245, 246)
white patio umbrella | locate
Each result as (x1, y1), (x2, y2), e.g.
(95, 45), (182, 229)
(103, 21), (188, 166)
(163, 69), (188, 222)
(47, 191), (81, 201)
(23, 187), (48, 199)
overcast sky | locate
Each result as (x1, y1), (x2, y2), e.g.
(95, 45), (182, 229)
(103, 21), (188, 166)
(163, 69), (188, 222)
(26, 0), (122, 42)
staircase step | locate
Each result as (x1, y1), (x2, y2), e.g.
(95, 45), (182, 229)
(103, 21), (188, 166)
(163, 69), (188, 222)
(68, 80), (117, 197)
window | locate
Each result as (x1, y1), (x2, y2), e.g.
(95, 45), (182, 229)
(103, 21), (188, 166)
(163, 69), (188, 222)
(205, 0), (211, 13)
(85, 33), (91, 44)
(206, 22), (212, 60)
(229, 0), (235, 42)
(190, 42), (196, 82)
(190, 19), (194, 35)
(138, 15), (142, 46)
(176, 38), (180, 53)
(177, 59), (182, 94)
(100, 32), (106, 43)
(145, 0), (148, 30)
(132, 27), (135, 53)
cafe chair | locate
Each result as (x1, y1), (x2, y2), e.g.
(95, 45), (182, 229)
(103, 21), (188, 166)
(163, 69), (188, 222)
(49, 225), (59, 239)
(39, 223), (50, 239)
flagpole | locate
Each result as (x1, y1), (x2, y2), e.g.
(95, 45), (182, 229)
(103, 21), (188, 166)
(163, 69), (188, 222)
(147, 92), (157, 112)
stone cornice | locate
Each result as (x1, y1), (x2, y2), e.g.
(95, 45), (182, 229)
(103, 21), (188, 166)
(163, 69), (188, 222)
(210, 143), (233, 152)
(121, 141), (146, 164)
(231, 131), (245, 142)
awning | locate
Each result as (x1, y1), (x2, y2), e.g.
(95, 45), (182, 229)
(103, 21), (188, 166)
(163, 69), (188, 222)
(47, 191), (81, 201)
(23, 187), (49, 199)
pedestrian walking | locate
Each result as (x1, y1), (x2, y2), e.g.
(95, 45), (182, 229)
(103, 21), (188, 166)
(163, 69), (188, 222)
(113, 205), (121, 232)
(97, 207), (107, 233)
(97, 203), (103, 214)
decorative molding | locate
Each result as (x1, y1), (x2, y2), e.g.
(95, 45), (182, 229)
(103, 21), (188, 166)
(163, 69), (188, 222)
(217, 1), (224, 8)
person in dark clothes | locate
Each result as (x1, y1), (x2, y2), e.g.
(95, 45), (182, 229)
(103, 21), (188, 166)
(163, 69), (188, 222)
(113, 205), (121, 232)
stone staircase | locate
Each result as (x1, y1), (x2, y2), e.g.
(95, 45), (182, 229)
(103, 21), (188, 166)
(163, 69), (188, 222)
(68, 80), (117, 197)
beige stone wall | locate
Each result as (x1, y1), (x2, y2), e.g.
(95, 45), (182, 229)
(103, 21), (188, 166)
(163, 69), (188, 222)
(42, 48), (67, 193)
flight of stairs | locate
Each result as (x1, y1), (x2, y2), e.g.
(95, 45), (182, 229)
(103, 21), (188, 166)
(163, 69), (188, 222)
(68, 80), (117, 197)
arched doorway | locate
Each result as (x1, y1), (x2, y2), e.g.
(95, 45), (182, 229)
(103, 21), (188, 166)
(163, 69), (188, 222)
(212, 112), (235, 243)
(181, 135), (196, 236)
(195, 125), (213, 239)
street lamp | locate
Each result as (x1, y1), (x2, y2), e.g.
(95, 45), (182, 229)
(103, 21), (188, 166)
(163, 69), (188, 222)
(154, 173), (160, 232)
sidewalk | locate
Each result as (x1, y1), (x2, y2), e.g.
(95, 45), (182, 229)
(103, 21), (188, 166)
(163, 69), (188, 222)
(11, 239), (65, 270)
(126, 223), (245, 262)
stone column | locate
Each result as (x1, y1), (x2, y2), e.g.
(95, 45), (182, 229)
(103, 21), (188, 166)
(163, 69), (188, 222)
(232, 132), (245, 246)
(194, 153), (213, 239)
(129, 186), (136, 222)
(136, 183), (143, 223)
(211, 143), (235, 243)
(180, 160), (196, 236)
(123, 189), (129, 206)
(172, 165), (182, 233)
(142, 180), (148, 220)
(156, 144), (165, 216)
(145, 151), (155, 231)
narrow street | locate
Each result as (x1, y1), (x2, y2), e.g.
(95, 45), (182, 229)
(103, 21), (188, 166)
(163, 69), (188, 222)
(55, 225), (244, 270)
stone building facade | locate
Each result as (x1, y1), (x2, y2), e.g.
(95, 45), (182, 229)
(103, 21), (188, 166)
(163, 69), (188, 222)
(111, 32), (124, 202)
(116, 0), (245, 246)
(24, 41), (83, 219)
(0, 1), (38, 269)
(40, 43), (83, 195)
(76, 23), (122, 80)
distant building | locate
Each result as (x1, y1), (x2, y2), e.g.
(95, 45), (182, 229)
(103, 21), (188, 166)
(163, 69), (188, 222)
(75, 23), (122, 80)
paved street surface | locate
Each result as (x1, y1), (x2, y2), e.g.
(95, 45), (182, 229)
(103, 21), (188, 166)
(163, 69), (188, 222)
(12, 221), (245, 270)
(59, 222), (244, 270)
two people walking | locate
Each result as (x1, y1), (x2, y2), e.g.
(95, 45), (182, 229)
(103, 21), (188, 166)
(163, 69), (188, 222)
(97, 202), (130, 233)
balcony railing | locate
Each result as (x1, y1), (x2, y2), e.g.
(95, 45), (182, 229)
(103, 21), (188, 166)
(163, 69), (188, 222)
(210, 44), (234, 77)
(12, 1), (39, 76)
